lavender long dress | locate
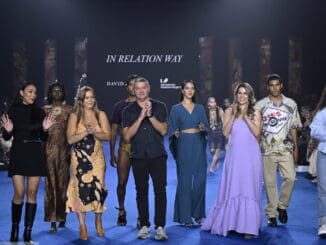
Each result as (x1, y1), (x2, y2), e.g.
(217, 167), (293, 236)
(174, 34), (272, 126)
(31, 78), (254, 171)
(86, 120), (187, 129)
(202, 119), (262, 236)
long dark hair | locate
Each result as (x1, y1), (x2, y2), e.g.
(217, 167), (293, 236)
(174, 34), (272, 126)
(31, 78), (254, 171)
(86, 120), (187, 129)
(313, 85), (326, 117)
(47, 82), (66, 104)
(180, 80), (196, 102)
(8, 81), (37, 112)
(12, 81), (37, 105)
(233, 82), (256, 118)
(74, 86), (100, 126)
(6, 81), (42, 126)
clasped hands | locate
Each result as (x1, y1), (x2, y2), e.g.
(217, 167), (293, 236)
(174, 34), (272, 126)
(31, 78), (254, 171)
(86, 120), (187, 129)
(231, 103), (248, 117)
(139, 100), (152, 120)
(86, 122), (101, 135)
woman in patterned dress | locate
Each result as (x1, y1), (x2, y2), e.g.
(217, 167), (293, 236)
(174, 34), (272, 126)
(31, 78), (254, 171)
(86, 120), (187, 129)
(206, 96), (224, 172)
(66, 86), (110, 240)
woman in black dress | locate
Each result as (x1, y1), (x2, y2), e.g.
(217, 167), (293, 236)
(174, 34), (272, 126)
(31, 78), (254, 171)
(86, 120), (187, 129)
(0, 81), (55, 243)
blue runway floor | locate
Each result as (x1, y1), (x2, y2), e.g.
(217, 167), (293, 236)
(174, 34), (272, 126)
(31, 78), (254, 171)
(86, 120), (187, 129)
(0, 140), (324, 245)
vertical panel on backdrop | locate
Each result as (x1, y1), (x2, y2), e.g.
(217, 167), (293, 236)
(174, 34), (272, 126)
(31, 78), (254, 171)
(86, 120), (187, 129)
(12, 41), (27, 97)
(199, 37), (214, 104)
(74, 37), (88, 99)
(44, 39), (57, 98)
(228, 38), (243, 97)
(288, 39), (303, 98)
(259, 39), (272, 97)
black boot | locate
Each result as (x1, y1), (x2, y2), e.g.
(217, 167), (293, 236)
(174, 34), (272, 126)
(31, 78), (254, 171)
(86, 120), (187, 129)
(23, 203), (37, 243)
(10, 202), (23, 242)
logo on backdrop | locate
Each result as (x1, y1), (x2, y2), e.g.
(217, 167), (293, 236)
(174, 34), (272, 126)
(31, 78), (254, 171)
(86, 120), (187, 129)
(105, 78), (181, 89)
(160, 78), (181, 89)
(106, 81), (125, 87)
(106, 54), (184, 63)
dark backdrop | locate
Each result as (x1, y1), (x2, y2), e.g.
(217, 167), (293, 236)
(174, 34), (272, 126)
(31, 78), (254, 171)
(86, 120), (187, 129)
(0, 0), (324, 115)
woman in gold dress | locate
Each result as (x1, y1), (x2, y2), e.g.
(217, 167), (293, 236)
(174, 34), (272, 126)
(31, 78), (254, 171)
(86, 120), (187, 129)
(66, 86), (110, 240)
(44, 82), (72, 232)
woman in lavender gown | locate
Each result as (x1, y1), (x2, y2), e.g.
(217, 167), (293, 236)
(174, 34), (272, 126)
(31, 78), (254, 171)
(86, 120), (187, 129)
(201, 82), (262, 238)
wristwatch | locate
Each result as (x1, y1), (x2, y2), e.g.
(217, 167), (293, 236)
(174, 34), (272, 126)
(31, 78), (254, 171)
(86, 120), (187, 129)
(147, 113), (154, 118)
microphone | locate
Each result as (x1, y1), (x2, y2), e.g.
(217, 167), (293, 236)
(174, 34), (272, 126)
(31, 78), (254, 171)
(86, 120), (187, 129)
(75, 74), (87, 100)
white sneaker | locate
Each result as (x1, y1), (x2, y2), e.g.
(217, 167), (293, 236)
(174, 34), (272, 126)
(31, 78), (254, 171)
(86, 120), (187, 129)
(311, 178), (318, 184)
(318, 225), (326, 237)
(155, 226), (168, 240)
(137, 226), (150, 239)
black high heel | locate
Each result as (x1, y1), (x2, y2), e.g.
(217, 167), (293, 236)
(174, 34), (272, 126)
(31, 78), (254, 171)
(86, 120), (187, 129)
(116, 207), (127, 226)
(50, 222), (57, 232)
(58, 221), (66, 228)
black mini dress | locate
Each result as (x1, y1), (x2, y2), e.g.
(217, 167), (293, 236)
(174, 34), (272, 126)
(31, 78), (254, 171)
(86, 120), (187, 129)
(3, 103), (48, 177)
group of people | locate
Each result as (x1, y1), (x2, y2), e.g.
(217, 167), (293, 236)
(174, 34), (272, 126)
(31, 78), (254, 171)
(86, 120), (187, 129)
(0, 73), (325, 243)
(0, 81), (110, 243)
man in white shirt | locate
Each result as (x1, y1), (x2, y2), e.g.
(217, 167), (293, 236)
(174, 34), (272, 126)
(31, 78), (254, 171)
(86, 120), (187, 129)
(256, 74), (302, 227)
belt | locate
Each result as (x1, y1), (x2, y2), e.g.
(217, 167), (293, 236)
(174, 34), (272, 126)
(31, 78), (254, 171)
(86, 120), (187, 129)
(15, 139), (42, 143)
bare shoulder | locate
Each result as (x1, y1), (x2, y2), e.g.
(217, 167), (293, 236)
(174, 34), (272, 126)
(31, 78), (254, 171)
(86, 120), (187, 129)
(69, 112), (77, 119)
(253, 109), (262, 122)
(99, 110), (109, 119)
(225, 107), (232, 115)
(254, 108), (261, 115)
(67, 112), (77, 126)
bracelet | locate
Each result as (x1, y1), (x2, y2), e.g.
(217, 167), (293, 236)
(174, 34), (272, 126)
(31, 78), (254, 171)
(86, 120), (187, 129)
(147, 113), (154, 118)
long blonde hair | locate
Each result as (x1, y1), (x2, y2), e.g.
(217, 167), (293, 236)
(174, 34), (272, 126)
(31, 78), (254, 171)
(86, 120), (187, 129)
(74, 86), (100, 126)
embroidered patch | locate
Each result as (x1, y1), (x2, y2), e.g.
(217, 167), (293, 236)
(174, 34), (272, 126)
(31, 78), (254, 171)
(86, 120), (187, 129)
(262, 107), (292, 134)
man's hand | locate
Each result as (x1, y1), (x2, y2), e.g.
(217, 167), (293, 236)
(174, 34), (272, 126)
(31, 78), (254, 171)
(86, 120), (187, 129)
(145, 100), (152, 117)
(293, 147), (299, 165)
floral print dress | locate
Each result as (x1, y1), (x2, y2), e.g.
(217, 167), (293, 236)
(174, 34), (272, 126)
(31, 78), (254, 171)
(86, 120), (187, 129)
(66, 122), (107, 213)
